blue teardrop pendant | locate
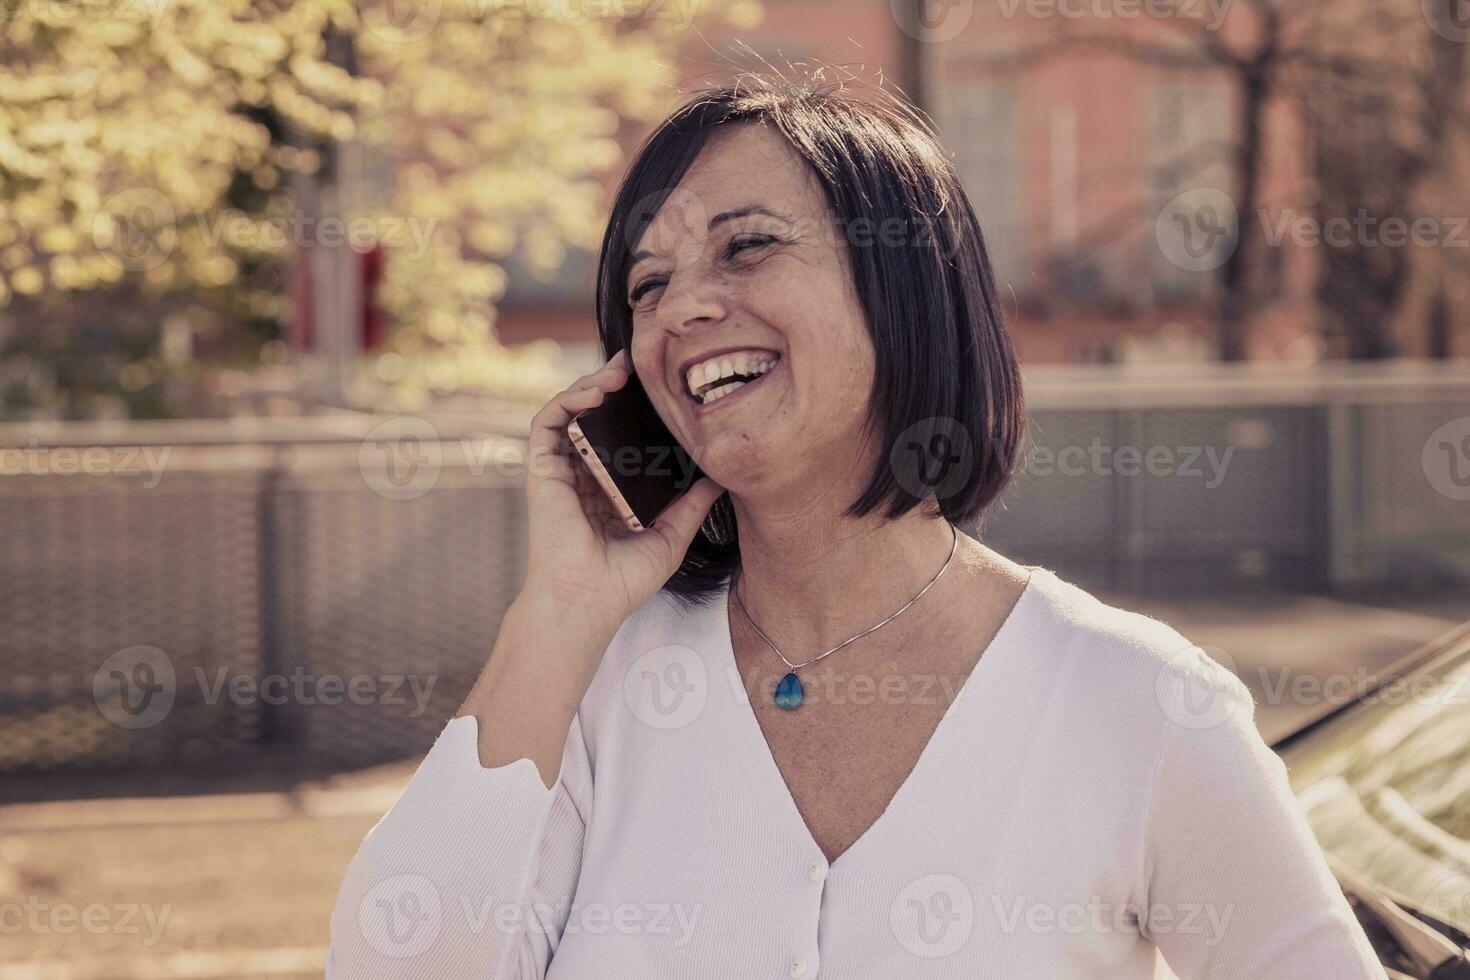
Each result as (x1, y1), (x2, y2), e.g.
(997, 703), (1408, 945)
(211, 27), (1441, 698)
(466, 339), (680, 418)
(774, 671), (804, 710)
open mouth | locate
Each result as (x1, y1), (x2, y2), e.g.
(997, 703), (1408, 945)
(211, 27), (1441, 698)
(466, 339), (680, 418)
(684, 350), (781, 408)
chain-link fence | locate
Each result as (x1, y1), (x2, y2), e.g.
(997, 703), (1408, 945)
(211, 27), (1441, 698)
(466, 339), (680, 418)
(2, 363), (1467, 775)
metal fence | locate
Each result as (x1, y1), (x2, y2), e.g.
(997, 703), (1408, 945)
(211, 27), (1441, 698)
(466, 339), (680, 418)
(2, 363), (1468, 775)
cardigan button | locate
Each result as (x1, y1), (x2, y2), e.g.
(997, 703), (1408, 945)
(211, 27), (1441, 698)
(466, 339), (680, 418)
(789, 958), (807, 979)
(808, 862), (825, 882)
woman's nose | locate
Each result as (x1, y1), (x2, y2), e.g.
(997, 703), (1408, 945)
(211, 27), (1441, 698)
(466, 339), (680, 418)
(656, 269), (729, 336)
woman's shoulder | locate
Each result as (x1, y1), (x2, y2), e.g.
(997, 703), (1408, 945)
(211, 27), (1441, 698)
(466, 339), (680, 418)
(1015, 564), (1256, 732)
(573, 583), (728, 717)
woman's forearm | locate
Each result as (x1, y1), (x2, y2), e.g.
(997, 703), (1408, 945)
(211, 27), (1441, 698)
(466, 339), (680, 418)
(456, 591), (617, 788)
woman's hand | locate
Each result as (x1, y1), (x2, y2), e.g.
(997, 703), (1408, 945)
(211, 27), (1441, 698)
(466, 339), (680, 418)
(520, 348), (725, 639)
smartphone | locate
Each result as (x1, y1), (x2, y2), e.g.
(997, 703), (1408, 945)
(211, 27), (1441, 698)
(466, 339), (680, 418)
(567, 371), (703, 532)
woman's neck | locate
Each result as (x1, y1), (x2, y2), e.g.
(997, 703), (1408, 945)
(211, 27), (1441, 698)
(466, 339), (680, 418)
(729, 497), (960, 655)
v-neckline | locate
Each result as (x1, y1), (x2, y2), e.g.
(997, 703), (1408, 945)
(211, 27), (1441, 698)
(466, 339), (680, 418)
(713, 565), (1043, 874)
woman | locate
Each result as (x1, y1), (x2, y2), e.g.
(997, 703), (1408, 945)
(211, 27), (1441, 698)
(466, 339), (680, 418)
(328, 76), (1382, 978)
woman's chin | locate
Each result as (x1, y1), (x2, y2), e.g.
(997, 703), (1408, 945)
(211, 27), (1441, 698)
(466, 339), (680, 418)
(691, 437), (775, 495)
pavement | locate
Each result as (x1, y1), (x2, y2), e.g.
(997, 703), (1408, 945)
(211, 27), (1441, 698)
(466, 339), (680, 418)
(1, 589), (1464, 978)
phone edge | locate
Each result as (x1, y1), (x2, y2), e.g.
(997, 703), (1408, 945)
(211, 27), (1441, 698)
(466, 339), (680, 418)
(567, 417), (646, 533)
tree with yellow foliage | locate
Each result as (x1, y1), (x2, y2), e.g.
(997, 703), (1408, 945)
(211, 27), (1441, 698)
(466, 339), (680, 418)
(0, 0), (759, 418)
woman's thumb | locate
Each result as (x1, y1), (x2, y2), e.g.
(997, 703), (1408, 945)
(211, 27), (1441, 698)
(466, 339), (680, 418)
(653, 477), (728, 556)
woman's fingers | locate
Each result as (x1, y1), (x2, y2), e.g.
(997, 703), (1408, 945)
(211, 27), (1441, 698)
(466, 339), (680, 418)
(570, 348), (631, 391)
(527, 387), (603, 487)
(526, 349), (632, 490)
(647, 477), (726, 560)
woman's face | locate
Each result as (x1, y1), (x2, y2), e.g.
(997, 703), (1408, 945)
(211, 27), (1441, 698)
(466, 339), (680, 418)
(626, 122), (876, 505)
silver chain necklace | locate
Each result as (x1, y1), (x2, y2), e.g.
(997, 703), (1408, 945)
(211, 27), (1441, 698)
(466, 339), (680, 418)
(732, 521), (960, 710)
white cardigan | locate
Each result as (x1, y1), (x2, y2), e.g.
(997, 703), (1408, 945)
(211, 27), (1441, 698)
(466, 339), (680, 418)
(327, 566), (1384, 979)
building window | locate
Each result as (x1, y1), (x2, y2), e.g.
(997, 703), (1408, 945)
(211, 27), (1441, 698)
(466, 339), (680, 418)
(932, 78), (1026, 294)
(1145, 77), (1234, 301)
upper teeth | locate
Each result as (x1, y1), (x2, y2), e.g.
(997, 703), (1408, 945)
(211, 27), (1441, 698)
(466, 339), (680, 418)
(685, 350), (778, 404)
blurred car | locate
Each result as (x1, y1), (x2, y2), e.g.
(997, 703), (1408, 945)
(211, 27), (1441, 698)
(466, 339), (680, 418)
(1275, 619), (1470, 978)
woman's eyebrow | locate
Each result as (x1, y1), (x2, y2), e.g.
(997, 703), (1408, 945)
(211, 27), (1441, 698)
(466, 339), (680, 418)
(629, 204), (795, 268)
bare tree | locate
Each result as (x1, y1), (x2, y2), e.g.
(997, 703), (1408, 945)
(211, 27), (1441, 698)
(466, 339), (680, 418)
(977, 0), (1461, 360)
(1303, 0), (1468, 358)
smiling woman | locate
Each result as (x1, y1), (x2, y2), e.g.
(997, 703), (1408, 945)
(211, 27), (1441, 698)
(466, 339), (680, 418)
(596, 82), (1024, 602)
(326, 72), (1385, 980)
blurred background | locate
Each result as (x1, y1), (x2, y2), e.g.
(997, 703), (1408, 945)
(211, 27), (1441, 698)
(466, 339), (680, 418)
(2, 0), (1469, 977)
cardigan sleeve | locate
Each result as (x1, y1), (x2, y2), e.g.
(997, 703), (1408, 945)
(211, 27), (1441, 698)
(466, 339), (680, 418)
(1141, 658), (1384, 979)
(326, 711), (593, 979)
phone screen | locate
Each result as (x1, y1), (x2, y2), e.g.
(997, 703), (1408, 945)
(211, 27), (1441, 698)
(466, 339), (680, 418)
(570, 372), (703, 528)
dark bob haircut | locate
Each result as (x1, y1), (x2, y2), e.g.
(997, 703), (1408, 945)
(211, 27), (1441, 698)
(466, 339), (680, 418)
(594, 72), (1025, 608)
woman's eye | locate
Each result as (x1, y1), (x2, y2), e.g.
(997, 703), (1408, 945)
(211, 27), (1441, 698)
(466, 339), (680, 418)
(726, 234), (776, 258)
(629, 277), (666, 305)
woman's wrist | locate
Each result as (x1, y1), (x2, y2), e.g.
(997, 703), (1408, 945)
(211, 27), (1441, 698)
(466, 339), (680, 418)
(505, 584), (624, 653)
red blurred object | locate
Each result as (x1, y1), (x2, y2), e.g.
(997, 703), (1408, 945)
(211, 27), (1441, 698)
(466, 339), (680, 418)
(290, 245), (315, 352)
(288, 244), (386, 353)
(360, 242), (386, 351)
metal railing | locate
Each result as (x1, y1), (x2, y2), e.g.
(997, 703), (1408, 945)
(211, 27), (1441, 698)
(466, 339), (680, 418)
(2, 362), (1467, 774)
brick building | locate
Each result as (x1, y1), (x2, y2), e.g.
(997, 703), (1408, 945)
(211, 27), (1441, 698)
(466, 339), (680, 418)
(493, 0), (1466, 368)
